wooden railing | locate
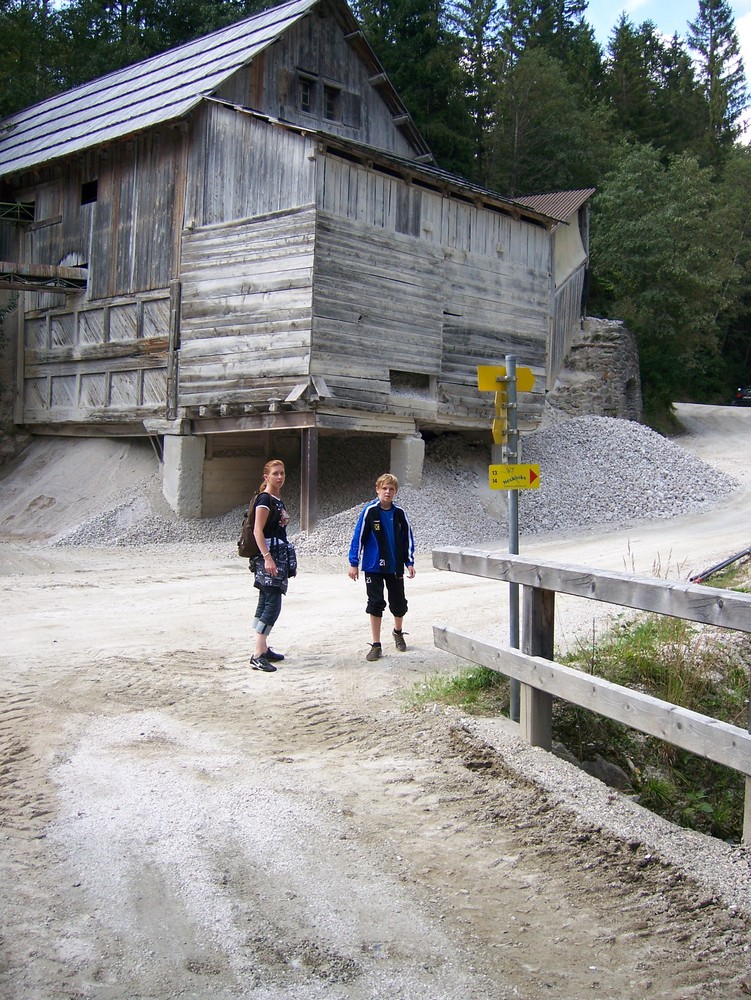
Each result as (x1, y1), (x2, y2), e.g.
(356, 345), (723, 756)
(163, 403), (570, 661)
(432, 548), (751, 842)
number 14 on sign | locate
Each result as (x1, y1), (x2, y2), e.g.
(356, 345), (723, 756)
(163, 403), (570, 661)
(489, 464), (541, 490)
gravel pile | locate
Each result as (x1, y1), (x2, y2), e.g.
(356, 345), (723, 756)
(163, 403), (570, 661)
(53, 415), (738, 552)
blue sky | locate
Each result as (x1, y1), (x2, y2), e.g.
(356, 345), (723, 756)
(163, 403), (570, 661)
(584, 0), (751, 77)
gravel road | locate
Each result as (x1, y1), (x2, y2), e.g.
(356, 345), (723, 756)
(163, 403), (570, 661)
(1, 404), (751, 1000)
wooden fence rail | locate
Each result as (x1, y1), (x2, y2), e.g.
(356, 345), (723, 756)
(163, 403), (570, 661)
(432, 548), (751, 842)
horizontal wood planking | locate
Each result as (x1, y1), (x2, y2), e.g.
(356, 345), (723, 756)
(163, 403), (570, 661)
(434, 625), (751, 775)
(179, 209), (316, 405)
(312, 213), (443, 378)
(432, 549), (751, 633)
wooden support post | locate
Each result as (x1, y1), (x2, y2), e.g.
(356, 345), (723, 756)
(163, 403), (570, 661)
(744, 777), (751, 845)
(300, 427), (318, 534)
(521, 586), (555, 749)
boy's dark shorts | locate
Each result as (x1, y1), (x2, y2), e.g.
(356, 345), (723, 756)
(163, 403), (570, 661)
(365, 573), (408, 618)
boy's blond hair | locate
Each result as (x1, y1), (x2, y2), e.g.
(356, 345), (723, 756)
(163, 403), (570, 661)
(376, 472), (399, 491)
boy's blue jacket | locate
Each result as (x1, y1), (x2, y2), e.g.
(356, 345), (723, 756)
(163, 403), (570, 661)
(348, 499), (415, 574)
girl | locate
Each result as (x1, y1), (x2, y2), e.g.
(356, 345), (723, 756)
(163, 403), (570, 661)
(250, 459), (292, 672)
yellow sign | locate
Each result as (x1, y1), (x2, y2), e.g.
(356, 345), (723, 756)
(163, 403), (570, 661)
(491, 417), (507, 445)
(477, 365), (535, 393)
(489, 464), (541, 490)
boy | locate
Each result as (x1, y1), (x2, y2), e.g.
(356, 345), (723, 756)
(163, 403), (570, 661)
(348, 472), (416, 661)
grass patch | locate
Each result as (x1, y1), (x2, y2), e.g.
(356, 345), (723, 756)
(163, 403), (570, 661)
(409, 665), (509, 715)
(559, 612), (749, 842)
(407, 583), (751, 842)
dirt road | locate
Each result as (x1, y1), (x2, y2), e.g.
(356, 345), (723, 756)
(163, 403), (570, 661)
(2, 404), (751, 999)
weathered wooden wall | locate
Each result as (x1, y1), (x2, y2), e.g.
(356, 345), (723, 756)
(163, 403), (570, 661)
(22, 292), (170, 424)
(8, 129), (182, 426)
(179, 207), (316, 409)
(313, 151), (551, 427)
(89, 130), (180, 298)
(224, 7), (416, 158)
(184, 104), (316, 228)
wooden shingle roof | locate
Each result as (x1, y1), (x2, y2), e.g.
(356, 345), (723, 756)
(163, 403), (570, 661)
(0, 0), (428, 178)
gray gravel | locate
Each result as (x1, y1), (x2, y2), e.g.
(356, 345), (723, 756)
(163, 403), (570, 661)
(54, 415), (738, 553)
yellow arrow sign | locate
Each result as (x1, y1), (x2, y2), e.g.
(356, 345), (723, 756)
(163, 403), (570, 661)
(489, 464), (541, 490)
(477, 365), (535, 393)
(491, 417), (507, 445)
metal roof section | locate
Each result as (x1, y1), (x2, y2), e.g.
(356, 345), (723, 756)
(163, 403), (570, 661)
(0, 0), (429, 178)
(513, 188), (595, 223)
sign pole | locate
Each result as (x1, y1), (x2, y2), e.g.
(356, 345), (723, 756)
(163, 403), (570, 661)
(477, 358), (538, 726)
(505, 354), (521, 722)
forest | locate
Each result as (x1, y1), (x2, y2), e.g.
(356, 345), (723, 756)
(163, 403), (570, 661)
(1, 0), (749, 423)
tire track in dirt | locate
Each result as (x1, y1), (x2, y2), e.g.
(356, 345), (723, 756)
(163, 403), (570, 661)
(3, 628), (751, 998)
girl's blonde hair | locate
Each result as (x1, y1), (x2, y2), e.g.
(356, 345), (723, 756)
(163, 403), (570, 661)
(257, 459), (285, 493)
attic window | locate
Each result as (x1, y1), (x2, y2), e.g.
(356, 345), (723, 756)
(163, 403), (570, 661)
(81, 180), (98, 205)
(324, 85), (340, 121)
(299, 76), (315, 114)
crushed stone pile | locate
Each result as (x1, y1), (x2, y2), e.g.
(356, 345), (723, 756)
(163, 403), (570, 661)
(49, 415), (737, 552)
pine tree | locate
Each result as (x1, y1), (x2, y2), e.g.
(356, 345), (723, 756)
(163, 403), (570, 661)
(446, 0), (502, 178)
(0, 0), (63, 115)
(687, 0), (748, 160)
(355, 0), (474, 174)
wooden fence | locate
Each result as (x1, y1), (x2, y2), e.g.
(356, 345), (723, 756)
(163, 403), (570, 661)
(432, 548), (751, 842)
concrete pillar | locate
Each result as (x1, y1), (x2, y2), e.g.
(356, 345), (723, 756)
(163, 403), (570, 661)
(162, 434), (205, 518)
(390, 433), (425, 489)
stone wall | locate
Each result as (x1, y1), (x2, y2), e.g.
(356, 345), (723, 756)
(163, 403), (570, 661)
(545, 317), (642, 423)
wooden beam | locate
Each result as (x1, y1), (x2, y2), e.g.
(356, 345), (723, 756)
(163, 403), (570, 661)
(521, 586), (555, 749)
(432, 549), (751, 633)
(300, 426), (319, 534)
(433, 624), (751, 776)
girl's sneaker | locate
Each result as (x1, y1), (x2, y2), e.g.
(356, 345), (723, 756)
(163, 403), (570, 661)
(251, 654), (276, 672)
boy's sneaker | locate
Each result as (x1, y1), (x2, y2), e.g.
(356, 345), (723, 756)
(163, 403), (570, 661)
(366, 643), (382, 662)
(265, 648), (285, 662)
(392, 629), (407, 652)
(251, 654), (277, 672)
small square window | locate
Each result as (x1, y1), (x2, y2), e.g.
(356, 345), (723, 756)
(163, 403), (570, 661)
(81, 179), (98, 205)
(299, 78), (313, 114)
(324, 85), (340, 121)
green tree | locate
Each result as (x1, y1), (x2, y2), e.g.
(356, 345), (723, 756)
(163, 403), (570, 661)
(590, 143), (731, 415)
(0, 0), (63, 116)
(447, 0), (503, 177)
(355, 0), (474, 173)
(487, 46), (611, 195)
(707, 147), (751, 392)
(654, 35), (710, 157)
(500, 0), (603, 90)
(687, 0), (748, 162)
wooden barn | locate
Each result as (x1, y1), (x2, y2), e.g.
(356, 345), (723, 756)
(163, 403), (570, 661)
(0, 0), (593, 525)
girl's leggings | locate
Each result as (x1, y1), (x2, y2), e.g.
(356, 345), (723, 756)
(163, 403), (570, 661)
(253, 586), (283, 635)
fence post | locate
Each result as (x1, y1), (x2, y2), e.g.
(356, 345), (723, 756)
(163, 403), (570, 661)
(744, 780), (751, 845)
(520, 586), (555, 749)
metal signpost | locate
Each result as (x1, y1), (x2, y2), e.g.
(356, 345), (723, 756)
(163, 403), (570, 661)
(477, 356), (538, 722)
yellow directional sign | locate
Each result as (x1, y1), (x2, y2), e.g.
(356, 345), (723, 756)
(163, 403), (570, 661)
(489, 463), (541, 490)
(491, 416), (507, 445)
(477, 365), (535, 393)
